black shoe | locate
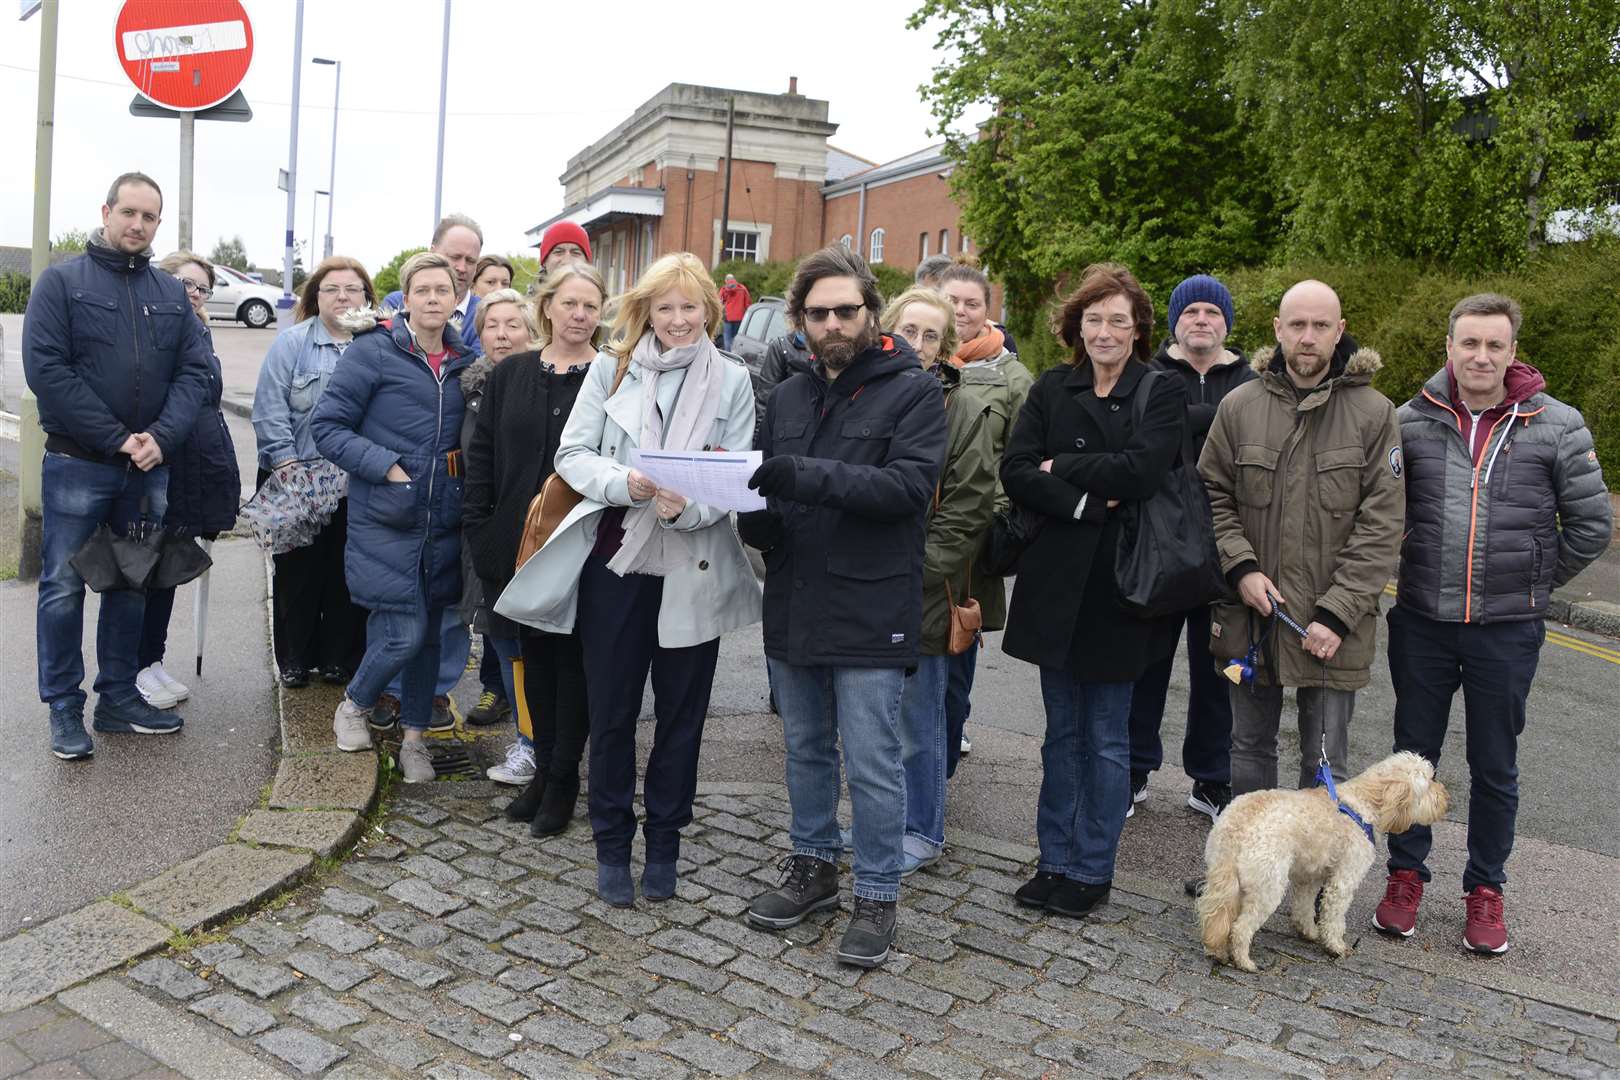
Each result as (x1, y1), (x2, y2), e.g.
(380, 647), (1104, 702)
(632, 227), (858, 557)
(1188, 780), (1233, 821)
(837, 896), (897, 967)
(369, 693), (400, 732)
(466, 689), (511, 726)
(1047, 878), (1111, 919)
(747, 854), (840, 930)
(1014, 870), (1065, 909)
(530, 775), (579, 837)
(505, 771), (546, 823)
(92, 695), (183, 735)
(428, 695), (456, 733)
(279, 665), (310, 689)
(319, 665), (349, 686)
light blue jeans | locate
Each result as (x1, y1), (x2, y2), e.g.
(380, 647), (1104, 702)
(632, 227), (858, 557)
(770, 659), (906, 902)
(1036, 670), (1133, 884)
(900, 653), (950, 860)
(387, 607), (469, 699)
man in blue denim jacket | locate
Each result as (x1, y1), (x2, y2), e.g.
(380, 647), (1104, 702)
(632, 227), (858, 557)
(22, 171), (214, 760)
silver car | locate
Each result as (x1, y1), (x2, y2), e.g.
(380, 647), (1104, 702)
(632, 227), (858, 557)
(206, 265), (282, 329)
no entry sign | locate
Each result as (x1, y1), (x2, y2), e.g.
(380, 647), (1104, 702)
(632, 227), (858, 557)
(115, 0), (254, 112)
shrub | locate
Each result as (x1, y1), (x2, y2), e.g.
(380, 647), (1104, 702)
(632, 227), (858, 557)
(710, 258), (917, 308)
(0, 273), (30, 314)
(373, 246), (428, 300)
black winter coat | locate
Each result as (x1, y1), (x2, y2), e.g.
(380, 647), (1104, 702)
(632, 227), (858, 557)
(1150, 338), (1252, 462)
(1000, 360), (1187, 677)
(752, 331), (813, 441)
(163, 325), (241, 535)
(463, 351), (589, 627)
(739, 336), (947, 668)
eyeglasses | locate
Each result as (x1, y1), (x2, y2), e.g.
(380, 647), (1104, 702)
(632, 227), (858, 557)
(802, 304), (864, 323)
(1081, 314), (1135, 331)
(901, 329), (941, 345)
(177, 278), (213, 299)
(319, 284), (367, 298)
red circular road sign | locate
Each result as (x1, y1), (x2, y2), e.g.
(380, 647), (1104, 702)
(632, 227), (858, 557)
(115, 0), (254, 112)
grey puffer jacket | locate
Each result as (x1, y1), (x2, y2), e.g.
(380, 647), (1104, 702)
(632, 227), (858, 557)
(1396, 365), (1611, 624)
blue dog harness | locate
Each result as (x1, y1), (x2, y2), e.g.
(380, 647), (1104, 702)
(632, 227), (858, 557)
(1315, 760), (1375, 845)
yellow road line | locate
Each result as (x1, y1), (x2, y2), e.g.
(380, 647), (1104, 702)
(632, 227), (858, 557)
(1380, 585), (1620, 664)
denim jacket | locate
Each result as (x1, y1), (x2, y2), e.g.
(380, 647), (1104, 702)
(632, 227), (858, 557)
(252, 316), (349, 471)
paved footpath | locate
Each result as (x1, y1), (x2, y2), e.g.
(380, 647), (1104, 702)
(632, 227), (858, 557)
(4, 780), (1617, 1080)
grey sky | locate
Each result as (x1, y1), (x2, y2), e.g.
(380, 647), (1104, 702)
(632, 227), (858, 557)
(4, 0), (977, 270)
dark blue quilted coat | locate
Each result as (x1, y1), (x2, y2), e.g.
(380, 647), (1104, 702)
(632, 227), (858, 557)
(310, 317), (474, 614)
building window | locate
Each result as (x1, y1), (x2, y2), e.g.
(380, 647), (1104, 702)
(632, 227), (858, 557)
(722, 230), (760, 263)
(919, 233), (930, 259)
(961, 234), (971, 254)
(869, 228), (885, 264)
(839, 234), (853, 252)
(940, 229), (950, 254)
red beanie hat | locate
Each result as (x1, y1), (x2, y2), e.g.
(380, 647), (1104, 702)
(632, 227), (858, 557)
(540, 222), (592, 265)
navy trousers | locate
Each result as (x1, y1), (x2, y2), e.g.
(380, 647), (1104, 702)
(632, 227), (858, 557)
(1127, 605), (1232, 782)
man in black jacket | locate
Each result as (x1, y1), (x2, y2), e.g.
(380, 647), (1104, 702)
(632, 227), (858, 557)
(740, 246), (946, 967)
(1128, 275), (1251, 821)
(22, 172), (213, 760)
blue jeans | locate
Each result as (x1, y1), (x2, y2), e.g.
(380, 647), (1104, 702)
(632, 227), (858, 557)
(387, 607), (468, 698)
(1036, 670), (1133, 884)
(487, 633), (530, 750)
(37, 453), (169, 709)
(945, 646), (977, 777)
(770, 659), (907, 902)
(722, 320), (741, 350)
(346, 586), (445, 731)
(900, 653), (950, 858)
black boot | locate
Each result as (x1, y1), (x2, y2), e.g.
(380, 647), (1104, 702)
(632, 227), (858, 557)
(531, 774), (579, 837)
(505, 771), (546, 823)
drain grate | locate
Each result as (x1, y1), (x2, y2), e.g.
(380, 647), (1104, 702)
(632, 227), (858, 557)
(427, 743), (482, 780)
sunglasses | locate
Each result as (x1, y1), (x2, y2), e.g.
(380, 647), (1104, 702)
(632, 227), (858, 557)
(802, 304), (865, 323)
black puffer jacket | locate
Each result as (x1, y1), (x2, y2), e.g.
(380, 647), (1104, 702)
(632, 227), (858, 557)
(1150, 338), (1252, 461)
(751, 330), (813, 440)
(739, 336), (946, 668)
(463, 351), (589, 631)
(1396, 363), (1612, 624)
(163, 324), (241, 535)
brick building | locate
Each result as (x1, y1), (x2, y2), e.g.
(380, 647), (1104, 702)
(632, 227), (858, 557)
(527, 82), (980, 298)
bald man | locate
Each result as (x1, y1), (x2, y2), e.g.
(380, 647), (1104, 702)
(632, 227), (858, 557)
(1198, 280), (1404, 797)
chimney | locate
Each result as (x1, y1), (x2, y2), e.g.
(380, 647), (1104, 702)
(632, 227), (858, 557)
(788, 76), (799, 95)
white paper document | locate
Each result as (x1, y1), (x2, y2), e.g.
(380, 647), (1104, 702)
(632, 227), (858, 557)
(629, 449), (767, 512)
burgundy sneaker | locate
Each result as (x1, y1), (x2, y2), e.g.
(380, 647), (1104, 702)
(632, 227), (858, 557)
(1372, 869), (1424, 937)
(1463, 886), (1509, 954)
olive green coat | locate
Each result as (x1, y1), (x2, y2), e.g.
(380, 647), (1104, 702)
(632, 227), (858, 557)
(958, 348), (1034, 629)
(921, 371), (998, 655)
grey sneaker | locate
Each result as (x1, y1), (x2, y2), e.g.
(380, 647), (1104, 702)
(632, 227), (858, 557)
(837, 896), (897, 967)
(399, 739), (435, 782)
(333, 698), (373, 752)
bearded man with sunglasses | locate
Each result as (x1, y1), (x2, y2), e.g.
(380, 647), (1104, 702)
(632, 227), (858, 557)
(738, 245), (945, 968)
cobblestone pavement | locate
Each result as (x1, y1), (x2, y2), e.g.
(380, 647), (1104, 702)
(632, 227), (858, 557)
(5, 785), (1618, 1080)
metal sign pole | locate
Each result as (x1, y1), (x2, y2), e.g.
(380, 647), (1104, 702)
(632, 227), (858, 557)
(279, 0), (304, 328)
(178, 110), (195, 250)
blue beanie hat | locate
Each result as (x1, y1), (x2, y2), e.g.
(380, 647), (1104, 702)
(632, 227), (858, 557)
(1168, 274), (1234, 334)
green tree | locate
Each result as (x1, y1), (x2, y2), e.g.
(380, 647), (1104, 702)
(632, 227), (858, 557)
(52, 228), (89, 253)
(508, 254), (540, 295)
(209, 235), (251, 272)
(912, 0), (1278, 341)
(373, 246), (428, 300)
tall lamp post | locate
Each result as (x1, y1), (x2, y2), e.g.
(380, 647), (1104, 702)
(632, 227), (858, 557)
(310, 190), (329, 273)
(312, 56), (340, 259)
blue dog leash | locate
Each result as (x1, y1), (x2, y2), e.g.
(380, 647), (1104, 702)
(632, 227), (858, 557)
(1315, 756), (1375, 845)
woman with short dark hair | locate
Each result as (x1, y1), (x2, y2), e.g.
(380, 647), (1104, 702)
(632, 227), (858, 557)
(1000, 262), (1187, 919)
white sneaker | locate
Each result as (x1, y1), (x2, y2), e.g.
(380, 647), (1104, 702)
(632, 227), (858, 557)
(487, 741), (536, 785)
(135, 665), (182, 709)
(151, 663), (191, 702)
(333, 697), (374, 752)
(959, 734), (972, 755)
(399, 739), (436, 783)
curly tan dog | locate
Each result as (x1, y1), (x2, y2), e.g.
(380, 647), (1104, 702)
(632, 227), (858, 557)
(1198, 751), (1449, 972)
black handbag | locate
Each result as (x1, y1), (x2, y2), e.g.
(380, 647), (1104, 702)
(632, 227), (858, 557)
(981, 503), (1044, 578)
(1114, 371), (1228, 619)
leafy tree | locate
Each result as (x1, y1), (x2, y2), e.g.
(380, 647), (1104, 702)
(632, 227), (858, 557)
(508, 254), (540, 296)
(373, 246), (428, 299)
(52, 228), (88, 253)
(209, 235), (251, 272)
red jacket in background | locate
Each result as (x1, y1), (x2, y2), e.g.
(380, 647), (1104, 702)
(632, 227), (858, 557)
(721, 282), (751, 322)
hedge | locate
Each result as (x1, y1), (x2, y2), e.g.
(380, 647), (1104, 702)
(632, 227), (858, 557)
(0, 272), (30, 314)
(710, 258), (915, 307)
(1006, 238), (1619, 488)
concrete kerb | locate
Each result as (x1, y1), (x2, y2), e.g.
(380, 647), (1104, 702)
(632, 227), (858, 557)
(0, 551), (381, 1015)
(1548, 597), (1620, 638)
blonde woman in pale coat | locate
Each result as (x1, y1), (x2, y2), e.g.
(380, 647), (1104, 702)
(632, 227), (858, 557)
(495, 252), (759, 907)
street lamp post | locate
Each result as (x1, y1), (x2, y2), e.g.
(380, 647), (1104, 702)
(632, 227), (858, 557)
(312, 57), (340, 259)
(311, 190), (329, 274)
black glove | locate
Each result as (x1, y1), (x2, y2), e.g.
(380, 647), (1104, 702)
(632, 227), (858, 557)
(736, 509), (785, 552)
(748, 456), (798, 500)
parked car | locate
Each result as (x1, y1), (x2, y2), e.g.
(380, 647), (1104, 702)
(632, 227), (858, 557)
(207, 264), (282, 328)
(729, 296), (787, 374)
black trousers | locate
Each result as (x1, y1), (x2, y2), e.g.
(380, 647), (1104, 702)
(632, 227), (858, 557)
(270, 495), (366, 673)
(520, 628), (589, 781)
(576, 553), (719, 867)
(1127, 604), (1232, 782)
(1386, 605), (1543, 893)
